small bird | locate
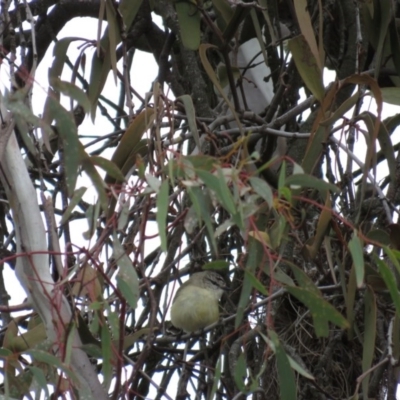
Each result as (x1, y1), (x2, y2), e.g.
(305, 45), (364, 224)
(170, 271), (228, 333)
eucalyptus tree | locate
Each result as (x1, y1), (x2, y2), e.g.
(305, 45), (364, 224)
(1, 1), (400, 399)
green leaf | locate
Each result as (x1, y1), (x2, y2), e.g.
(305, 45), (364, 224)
(27, 350), (78, 383)
(249, 177), (274, 208)
(49, 77), (90, 113)
(106, 108), (155, 185)
(0, 348), (12, 357)
(87, 36), (111, 120)
(380, 87), (400, 105)
(81, 343), (102, 358)
(101, 321), (113, 390)
(105, 0), (119, 83)
(212, 0), (234, 25)
(117, 200), (130, 231)
(357, 112), (396, 185)
(156, 180), (169, 252)
(376, 119), (396, 185)
(374, 253), (400, 315)
(83, 202), (100, 240)
(146, 173), (161, 193)
(288, 35), (324, 101)
(119, 0), (144, 28)
(278, 160), (287, 190)
(374, 0), (393, 79)
(286, 262), (321, 295)
(5, 91), (53, 152)
(114, 233), (139, 309)
(285, 174), (340, 194)
(383, 247), (400, 274)
(362, 287), (376, 397)
(293, 0), (323, 71)
(209, 355), (222, 399)
(28, 367), (49, 399)
(244, 270), (268, 295)
(202, 260), (229, 270)
(348, 232), (365, 288)
(320, 92), (360, 127)
(345, 264), (357, 338)
(235, 236), (262, 328)
(187, 187), (218, 255)
(81, 153), (109, 212)
(50, 37), (84, 80)
(196, 169), (236, 215)
(286, 286), (349, 337)
(90, 155), (125, 182)
(48, 98), (81, 196)
(233, 353), (248, 392)
(178, 94), (200, 148)
(259, 331), (314, 380)
(268, 330), (297, 400)
(175, 1), (201, 50)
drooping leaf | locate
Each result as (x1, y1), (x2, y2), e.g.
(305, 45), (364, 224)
(177, 94), (200, 148)
(373, 254), (400, 316)
(293, 0), (323, 71)
(212, 0), (234, 25)
(187, 187), (218, 255)
(286, 262), (321, 296)
(235, 236), (263, 328)
(196, 169), (236, 215)
(28, 367), (49, 399)
(285, 173), (340, 194)
(356, 111), (396, 185)
(50, 37), (85, 80)
(106, 108), (155, 185)
(259, 331), (314, 380)
(83, 201), (101, 240)
(101, 318), (113, 390)
(345, 264), (357, 339)
(27, 350), (79, 384)
(348, 232), (365, 288)
(373, 0), (393, 79)
(114, 233), (139, 309)
(49, 77), (90, 113)
(81, 152), (109, 212)
(244, 270), (268, 295)
(90, 155), (125, 182)
(175, 0), (201, 50)
(288, 35), (324, 101)
(105, 0), (118, 83)
(249, 177), (274, 208)
(48, 98), (82, 196)
(60, 187), (87, 224)
(268, 330), (297, 400)
(303, 192), (332, 260)
(362, 287), (376, 397)
(119, 0), (144, 29)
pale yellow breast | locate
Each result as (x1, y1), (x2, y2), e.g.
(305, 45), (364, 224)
(170, 286), (220, 332)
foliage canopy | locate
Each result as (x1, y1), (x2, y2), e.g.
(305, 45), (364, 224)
(2, 0), (400, 399)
